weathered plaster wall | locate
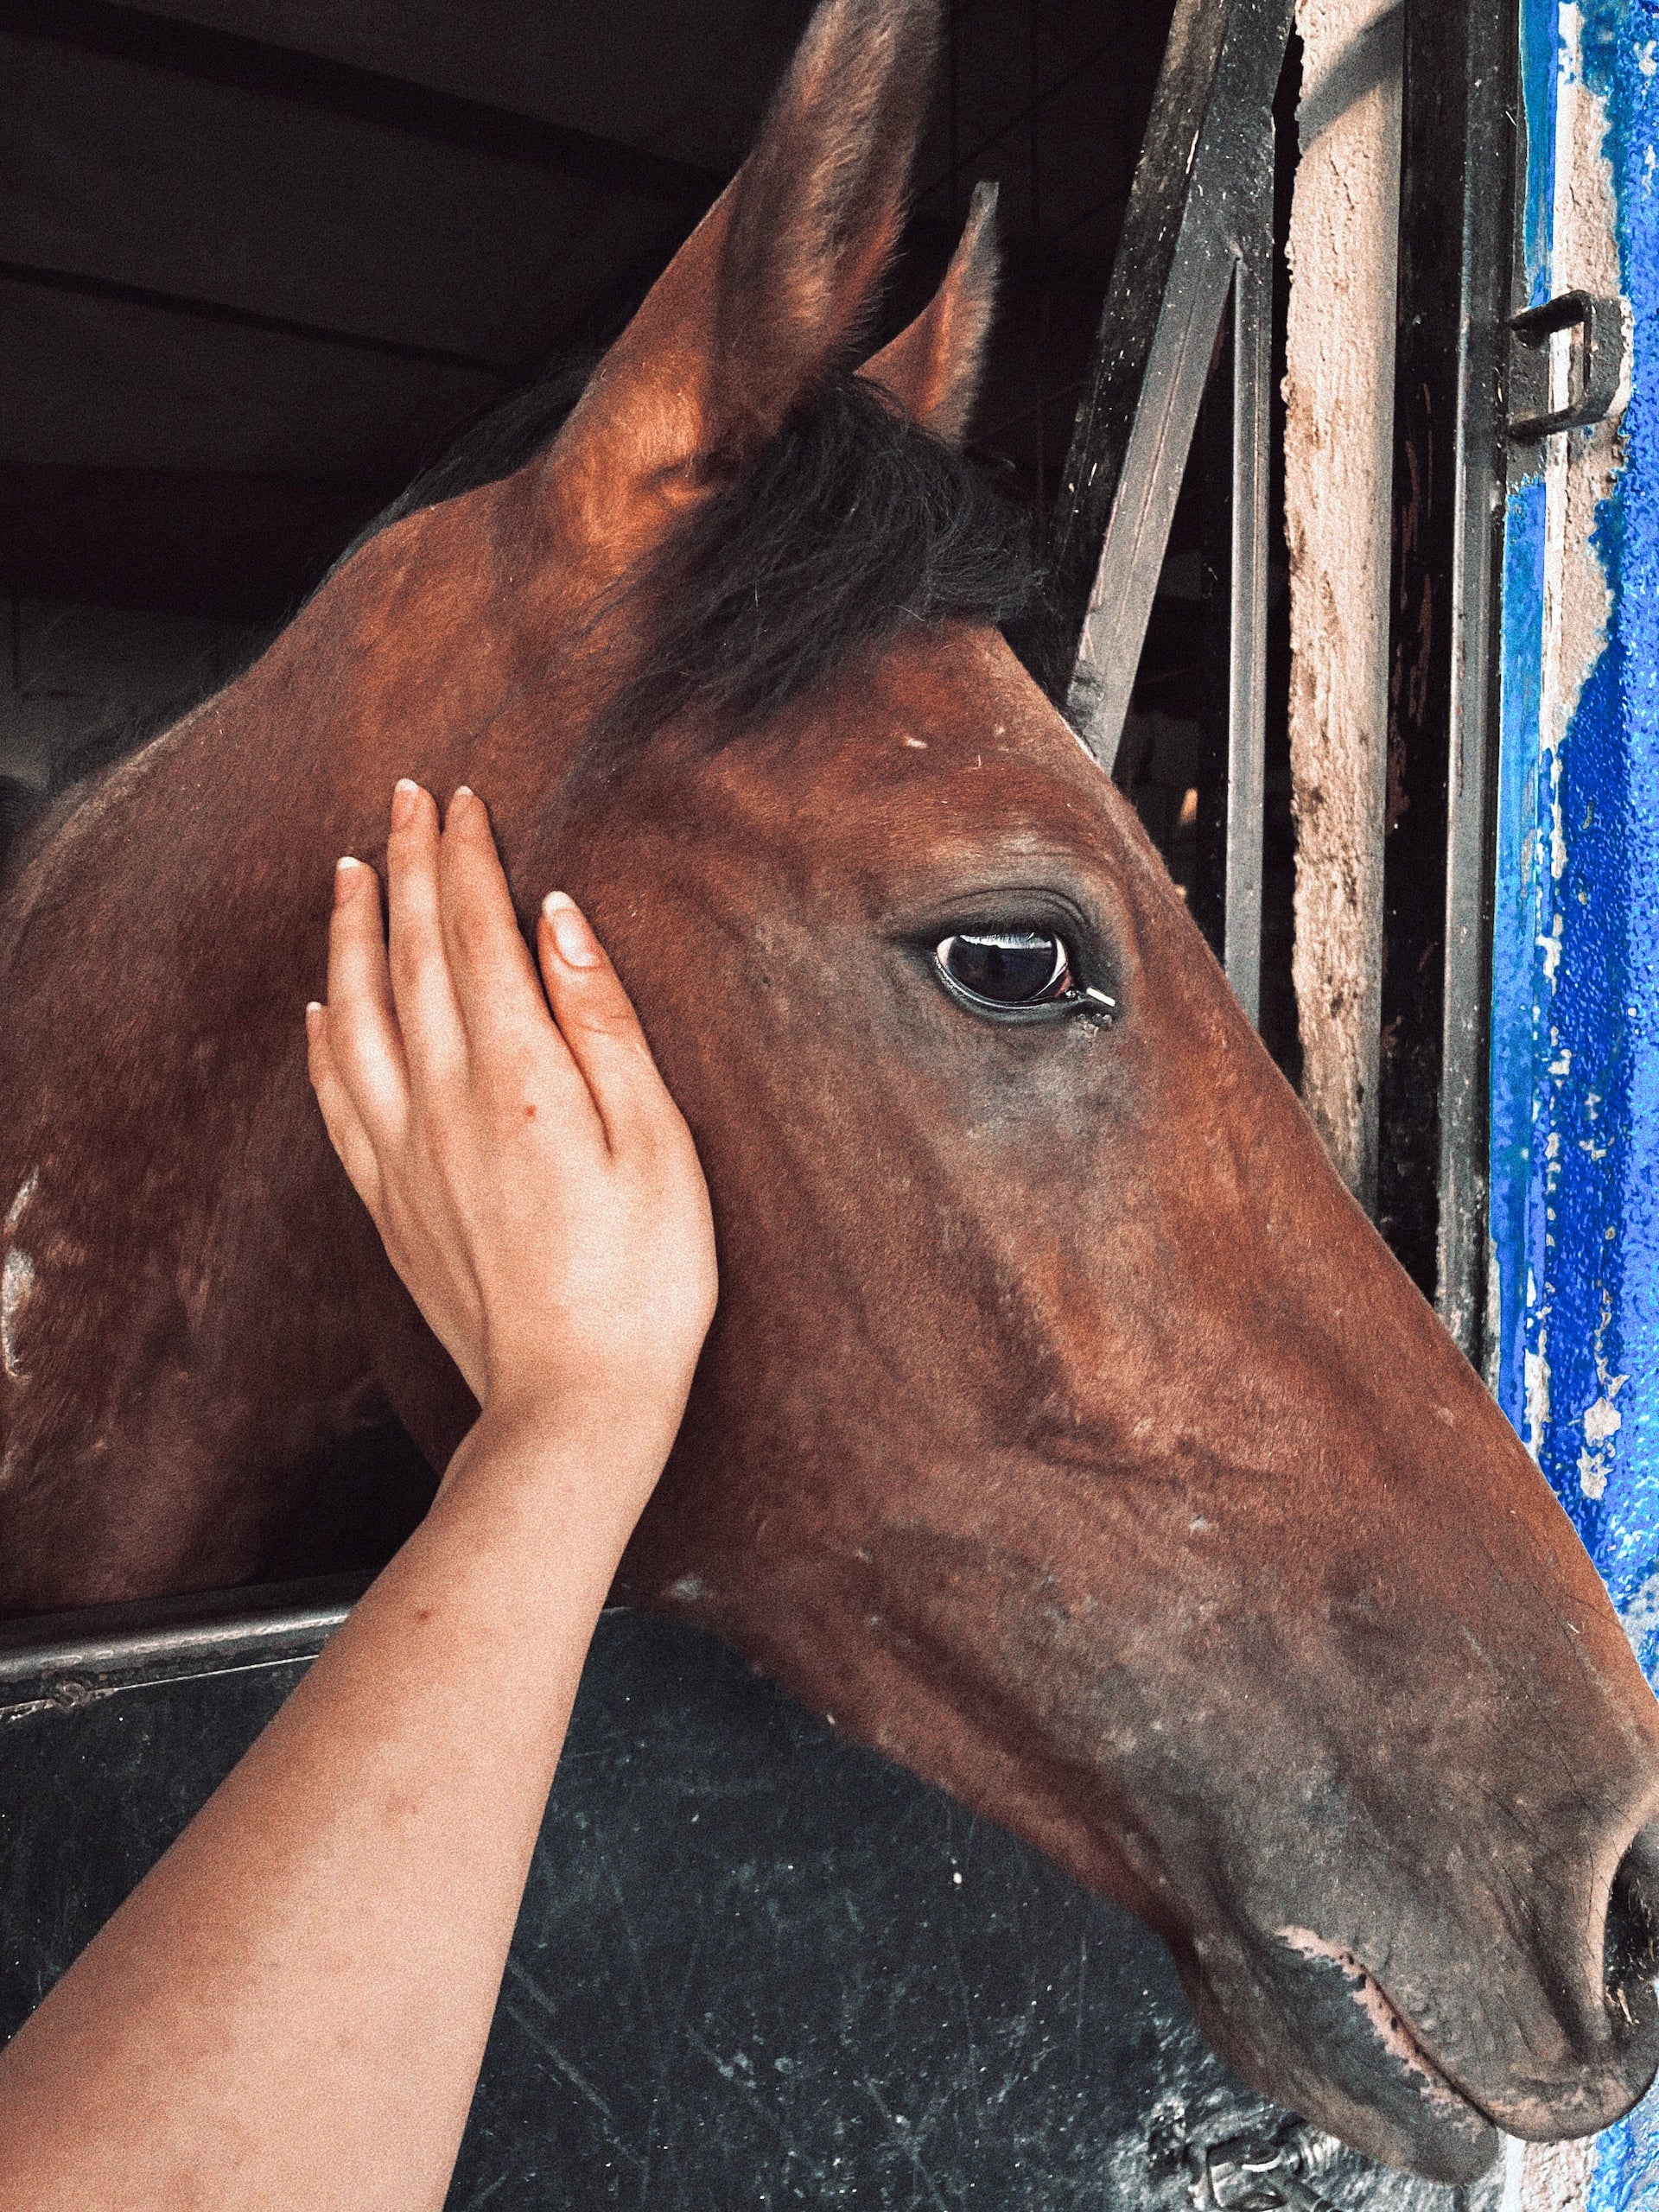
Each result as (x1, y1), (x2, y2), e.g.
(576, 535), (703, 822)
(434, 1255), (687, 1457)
(1516, 2135), (1600, 2212)
(1283, 0), (1402, 1203)
(1487, 0), (1659, 2206)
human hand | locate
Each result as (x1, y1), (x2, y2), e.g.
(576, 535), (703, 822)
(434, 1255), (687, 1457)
(307, 782), (716, 1478)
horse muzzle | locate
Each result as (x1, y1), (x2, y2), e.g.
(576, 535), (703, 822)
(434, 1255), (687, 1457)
(1181, 1820), (1659, 2183)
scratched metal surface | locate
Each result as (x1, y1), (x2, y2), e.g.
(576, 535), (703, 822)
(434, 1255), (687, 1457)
(0, 1609), (1497, 2209)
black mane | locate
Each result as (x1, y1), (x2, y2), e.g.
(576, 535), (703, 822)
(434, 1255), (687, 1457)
(353, 360), (1039, 754)
(10, 357), (1039, 874)
(334, 353), (601, 574)
(601, 373), (1036, 752)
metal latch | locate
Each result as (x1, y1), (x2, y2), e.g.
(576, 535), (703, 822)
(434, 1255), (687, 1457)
(1195, 2129), (1342, 2210)
(1508, 289), (1627, 440)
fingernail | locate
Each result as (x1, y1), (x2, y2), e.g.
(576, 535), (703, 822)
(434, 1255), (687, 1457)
(391, 778), (419, 828)
(305, 1001), (323, 1029)
(454, 785), (474, 802)
(334, 855), (361, 904)
(543, 891), (603, 969)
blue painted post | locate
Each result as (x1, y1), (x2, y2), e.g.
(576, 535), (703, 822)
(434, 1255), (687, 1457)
(1489, 0), (1659, 2200)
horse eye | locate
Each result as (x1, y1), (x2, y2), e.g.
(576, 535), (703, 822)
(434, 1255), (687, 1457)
(934, 930), (1074, 1008)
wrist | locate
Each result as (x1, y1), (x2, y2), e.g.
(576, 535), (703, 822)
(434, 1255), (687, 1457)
(481, 1351), (694, 1456)
(433, 1385), (683, 1554)
(485, 1366), (689, 1450)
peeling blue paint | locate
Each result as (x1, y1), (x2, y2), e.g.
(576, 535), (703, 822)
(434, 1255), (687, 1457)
(1491, 472), (1548, 1440)
(1531, 0), (1659, 1620)
(1490, 0), (1659, 2202)
(1522, 0), (1562, 304)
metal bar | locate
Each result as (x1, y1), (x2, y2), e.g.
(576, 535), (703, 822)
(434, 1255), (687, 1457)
(0, 1578), (638, 1707)
(1042, 0), (1295, 770)
(1189, 292), (1235, 968)
(0, 0), (726, 211)
(1437, 66), (1515, 1364)
(0, 1575), (366, 1699)
(1508, 289), (1627, 439)
(1067, 249), (1236, 765)
(1376, 0), (1515, 1351)
(1224, 164), (1274, 1023)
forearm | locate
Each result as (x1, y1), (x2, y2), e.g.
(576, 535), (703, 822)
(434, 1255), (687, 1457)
(0, 1403), (653, 2212)
(0, 791), (715, 2203)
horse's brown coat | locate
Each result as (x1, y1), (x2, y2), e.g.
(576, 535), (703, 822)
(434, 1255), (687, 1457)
(3, 0), (1659, 2182)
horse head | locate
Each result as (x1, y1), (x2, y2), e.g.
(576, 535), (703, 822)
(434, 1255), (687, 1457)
(496, 0), (1659, 2177)
(5, 0), (1658, 2183)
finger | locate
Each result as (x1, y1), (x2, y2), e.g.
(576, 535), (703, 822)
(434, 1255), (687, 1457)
(325, 855), (407, 1142)
(537, 893), (673, 1150)
(385, 779), (467, 1089)
(438, 791), (607, 1149)
(437, 789), (568, 1049)
(306, 1001), (385, 1217)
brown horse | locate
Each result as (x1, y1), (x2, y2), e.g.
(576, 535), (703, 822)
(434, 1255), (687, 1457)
(2, 0), (1657, 2183)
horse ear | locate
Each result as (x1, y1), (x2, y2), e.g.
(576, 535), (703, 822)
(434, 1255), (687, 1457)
(545, 0), (938, 556)
(860, 181), (1000, 444)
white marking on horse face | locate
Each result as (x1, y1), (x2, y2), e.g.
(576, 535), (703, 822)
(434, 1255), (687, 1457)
(2, 1246), (36, 1382)
(666, 1574), (711, 1605)
(3, 1172), (41, 1384)
(4, 1170), (39, 1240)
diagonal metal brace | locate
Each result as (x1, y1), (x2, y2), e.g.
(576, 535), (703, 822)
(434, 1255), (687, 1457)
(1040, 0), (1293, 1022)
(1047, 0), (1293, 756)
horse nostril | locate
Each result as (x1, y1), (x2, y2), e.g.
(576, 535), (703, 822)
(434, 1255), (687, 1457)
(1605, 1826), (1659, 2037)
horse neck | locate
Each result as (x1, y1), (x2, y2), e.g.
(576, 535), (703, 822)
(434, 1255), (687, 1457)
(60, 498), (550, 901)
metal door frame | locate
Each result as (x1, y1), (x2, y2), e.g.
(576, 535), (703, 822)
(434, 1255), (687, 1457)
(1042, 0), (1294, 1027)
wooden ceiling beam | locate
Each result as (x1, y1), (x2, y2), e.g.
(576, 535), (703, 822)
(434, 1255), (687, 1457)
(2, 0), (729, 210)
(0, 261), (514, 378)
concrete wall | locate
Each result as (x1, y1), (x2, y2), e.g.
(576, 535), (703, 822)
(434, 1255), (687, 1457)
(1283, 0), (1402, 1206)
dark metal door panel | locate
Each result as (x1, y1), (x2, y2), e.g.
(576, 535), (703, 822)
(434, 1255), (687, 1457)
(0, 1603), (1492, 2210)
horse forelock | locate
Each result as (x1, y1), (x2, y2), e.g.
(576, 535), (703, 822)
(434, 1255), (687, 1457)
(344, 359), (1040, 770)
(586, 372), (1037, 760)
(8, 346), (1040, 912)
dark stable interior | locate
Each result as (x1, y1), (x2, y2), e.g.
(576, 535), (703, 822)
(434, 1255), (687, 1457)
(2, 0), (1303, 1580)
